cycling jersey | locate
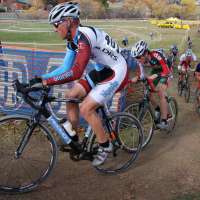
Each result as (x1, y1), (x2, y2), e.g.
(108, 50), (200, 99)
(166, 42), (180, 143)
(149, 50), (170, 76)
(196, 63), (200, 73)
(178, 53), (197, 73)
(179, 53), (197, 69)
(45, 26), (128, 104)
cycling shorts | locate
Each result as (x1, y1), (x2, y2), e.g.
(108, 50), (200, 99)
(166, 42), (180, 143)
(153, 76), (168, 87)
(78, 59), (128, 105)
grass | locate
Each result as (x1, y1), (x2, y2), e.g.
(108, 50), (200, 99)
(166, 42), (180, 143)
(0, 19), (200, 57)
(173, 192), (200, 200)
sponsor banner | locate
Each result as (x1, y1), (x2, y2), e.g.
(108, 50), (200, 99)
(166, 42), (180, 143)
(0, 46), (125, 118)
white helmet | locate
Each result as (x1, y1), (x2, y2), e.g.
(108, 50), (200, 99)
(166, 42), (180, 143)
(48, 2), (80, 24)
(131, 40), (148, 58)
(185, 49), (192, 57)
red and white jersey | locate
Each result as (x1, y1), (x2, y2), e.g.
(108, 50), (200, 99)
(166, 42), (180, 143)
(179, 53), (197, 66)
(79, 26), (124, 68)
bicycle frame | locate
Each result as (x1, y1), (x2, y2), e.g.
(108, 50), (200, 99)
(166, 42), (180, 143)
(13, 79), (121, 159)
(136, 78), (176, 127)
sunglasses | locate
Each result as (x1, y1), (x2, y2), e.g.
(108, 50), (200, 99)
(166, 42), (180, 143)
(53, 20), (64, 28)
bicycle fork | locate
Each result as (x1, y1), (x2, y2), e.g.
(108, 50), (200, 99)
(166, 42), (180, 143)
(15, 121), (37, 159)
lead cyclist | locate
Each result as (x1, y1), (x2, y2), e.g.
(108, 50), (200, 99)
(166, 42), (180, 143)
(30, 2), (128, 166)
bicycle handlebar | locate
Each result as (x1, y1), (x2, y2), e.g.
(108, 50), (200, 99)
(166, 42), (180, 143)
(13, 79), (82, 111)
(13, 79), (50, 110)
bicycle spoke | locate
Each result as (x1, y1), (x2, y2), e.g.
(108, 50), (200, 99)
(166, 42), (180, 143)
(93, 112), (143, 174)
(0, 116), (57, 193)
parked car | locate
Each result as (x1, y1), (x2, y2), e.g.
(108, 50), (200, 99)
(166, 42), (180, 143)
(174, 23), (190, 30)
(157, 21), (174, 28)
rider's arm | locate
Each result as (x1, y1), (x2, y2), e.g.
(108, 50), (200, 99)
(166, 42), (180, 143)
(151, 52), (170, 76)
(42, 48), (76, 80)
(44, 35), (91, 86)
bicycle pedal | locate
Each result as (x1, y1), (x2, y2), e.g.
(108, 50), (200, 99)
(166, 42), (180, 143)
(79, 152), (94, 161)
(69, 149), (81, 161)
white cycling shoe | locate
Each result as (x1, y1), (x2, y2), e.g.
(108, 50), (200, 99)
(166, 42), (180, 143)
(92, 142), (113, 167)
(156, 120), (169, 130)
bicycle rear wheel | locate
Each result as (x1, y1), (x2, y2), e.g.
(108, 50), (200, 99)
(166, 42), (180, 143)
(124, 103), (154, 149)
(0, 115), (57, 193)
(90, 112), (143, 174)
(166, 97), (178, 134)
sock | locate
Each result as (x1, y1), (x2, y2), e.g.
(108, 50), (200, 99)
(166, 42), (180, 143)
(99, 140), (109, 148)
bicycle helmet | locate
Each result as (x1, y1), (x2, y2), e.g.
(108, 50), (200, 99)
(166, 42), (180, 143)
(131, 40), (148, 58)
(185, 49), (193, 57)
(170, 44), (178, 51)
(48, 2), (80, 24)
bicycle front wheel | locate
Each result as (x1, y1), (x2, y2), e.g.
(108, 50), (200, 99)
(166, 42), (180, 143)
(124, 103), (154, 149)
(167, 97), (178, 133)
(177, 80), (183, 96)
(0, 115), (57, 193)
(184, 81), (190, 103)
(91, 112), (143, 174)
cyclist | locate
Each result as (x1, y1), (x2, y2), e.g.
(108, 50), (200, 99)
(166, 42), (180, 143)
(121, 48), (145, 82)
(177, 49), (197, 82)
(168, 44), (178, 64)
(31, 2), (128, 166)
(166, 45), (178, 75)
(131, 40), (171, 130)
(170, 45), (178, 58)
(122, 36), (129, 47)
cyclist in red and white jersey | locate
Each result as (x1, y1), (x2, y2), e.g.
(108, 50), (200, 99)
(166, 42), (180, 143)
(31, 2), (128, 166)
(177, 49), (197, 82)
(131, 40), (171, 129)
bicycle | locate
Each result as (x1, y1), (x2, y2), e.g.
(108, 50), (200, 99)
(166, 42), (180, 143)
(124, 77), (178, 149)
(0, 79), (143, 194)
(177, 69), (190, 103)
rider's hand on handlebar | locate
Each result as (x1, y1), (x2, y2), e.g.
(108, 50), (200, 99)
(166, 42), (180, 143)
(29, 76), (45, 88)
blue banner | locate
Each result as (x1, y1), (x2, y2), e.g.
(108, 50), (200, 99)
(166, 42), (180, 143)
(0, 46), (125, 117)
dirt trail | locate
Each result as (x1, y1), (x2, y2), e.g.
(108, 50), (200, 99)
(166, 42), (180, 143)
(1, 83), (200, 200)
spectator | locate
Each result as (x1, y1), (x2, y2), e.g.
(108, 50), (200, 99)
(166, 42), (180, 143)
(122, 36), (128, 47)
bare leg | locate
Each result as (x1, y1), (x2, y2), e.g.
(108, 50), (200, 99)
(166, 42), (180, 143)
(65, 84), (86, 131)
(157, 83), (168, 119)
(149, 93), (159, 108)
(80, 96), (107, 144)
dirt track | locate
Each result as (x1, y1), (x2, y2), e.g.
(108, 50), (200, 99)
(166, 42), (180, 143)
(1, 82), (200, 200)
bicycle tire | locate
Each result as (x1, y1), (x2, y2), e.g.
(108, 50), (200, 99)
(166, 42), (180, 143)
(184, 81), (190, 103)
(166, 97), (178, 134)
(124, 103), (154, 149)
(177, 80), (183, 96)
(0, 115), (58, 194)
(89, 112), (143, 174)
(194, 88), (200, 117)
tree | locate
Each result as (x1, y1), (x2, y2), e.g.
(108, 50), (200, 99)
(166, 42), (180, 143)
(42, 0), (58, 7)
(180, 0), (197, 18)
(77, 0), (105, 18)
(31, 0), (44, 9)
(151, 0), (169, 18)
(123, 0), (149, 17)
(96, 0), (109, 8)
